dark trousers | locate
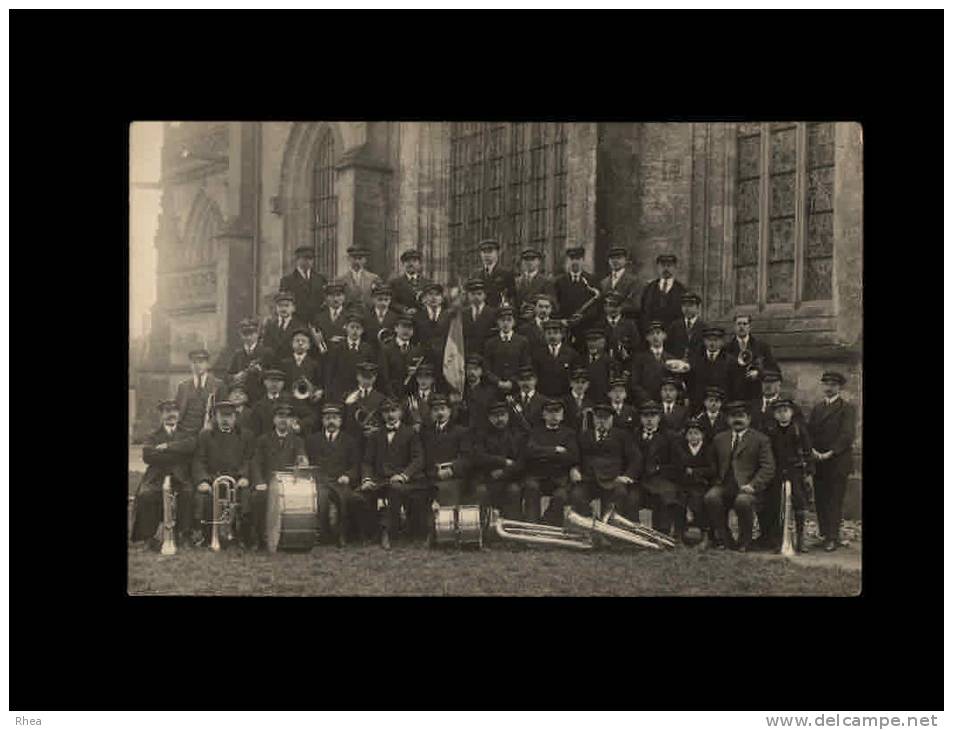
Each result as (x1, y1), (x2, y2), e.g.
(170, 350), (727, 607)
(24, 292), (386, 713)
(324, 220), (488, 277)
(757, 478), (781, 547)
(524, 476), (588, 525)
(241, 486), (268, 547)
(130, 477), (193, 544)
(317, 479), (366, 543)
(474, 479), (522, 520)
(588, 480), (641, 521)
(382, 480), (431, 539)
(704, 486), (757, 549)
(432, 477), (467, 507)
(814, 462), (848, 542)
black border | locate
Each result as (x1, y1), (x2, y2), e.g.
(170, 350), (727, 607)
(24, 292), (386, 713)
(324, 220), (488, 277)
(10, 9), (943, 711)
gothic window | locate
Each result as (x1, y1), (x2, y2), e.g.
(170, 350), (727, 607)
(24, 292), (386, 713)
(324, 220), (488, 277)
(448, 122), (569, 282)
(311, 129), (338, 276)
(732, 122), (835, 308)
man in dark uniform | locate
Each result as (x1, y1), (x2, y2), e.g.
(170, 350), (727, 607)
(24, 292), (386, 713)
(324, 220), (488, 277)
(306, 403), (363, 547)
(279, 245), (327, 327)
(629, 321), (679, 407)
(280, 327), (324, 403)
(342, 362), (388, 443)
(572, 403), (642, 519)
(518, 293), (556, 351)
(748, 369), (783, 433)
(421, 394), (472, 508)
(767, 397), (814, 554)
(404, 361), (442, 431)
(688, 326), (732, 412)
(226, 317), (274, 406)
(174, 348), (227, 435)
(696, 386), (730, 445)
(363, 283), (400, 354)
(325, 311), (375, 402)
(639, 253), (687, 337)
(191, 399), (255, 548)
(600, 246), (641, 320)
(514, 248), (557, 314)
(389, 249), (431, 316)
(703, 401), (776, 552)
(554, 245), (601, 349)
(603, 291), (640, 368)
(666, 291), (706, 361)
(524, 399), (583, 524)
(563, 368), (595, 432)
(461, 278), (497, 358)
(725, 313), (780, 402)
(249, 399), (309, 550)
(248, 369), (287, 437)
(483, 306), (531, 395)
(532, 319), (581, 398)
(808, 371), (856, 552)
(510, 365), (546, 432)
(414, 282), (452, 364)
(607, 377), (638, 431)
(581, 328), (613, 406)
(659, 376), (690, 437)
(311, 282), (348, 352)
(473, 403), (527, 520)
(130, 400), (197, 549)
(636, 400), (682, 535)
(262, 290), (308, 362)
(359, 398), (426, 549)
(458, 354), (497, 434)
(475, 238), (517, 308)
(379, 315), (427, 397)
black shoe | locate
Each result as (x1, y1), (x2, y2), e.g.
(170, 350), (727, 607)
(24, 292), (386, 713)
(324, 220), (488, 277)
(381, 529), (392, 551)
(824, 540), (836, 552)
(737, 544), (749, 553)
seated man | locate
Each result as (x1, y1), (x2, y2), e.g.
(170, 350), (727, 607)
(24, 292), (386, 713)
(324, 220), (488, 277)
(249, 399), (309, 550)
(703, 401), (776, 552)
(305, 403), (363, 547)
(359, 398), (426, 549)
(636, 400), (682, 534)
(571, 403), (642, 519)
(472, 402), (527, 521)
(191, 399), (255, 548)
(524, 399), (583, 525)
(130, 400), (197, 550)
(672, 417), (716, 546)
(421, 394), (471, 508)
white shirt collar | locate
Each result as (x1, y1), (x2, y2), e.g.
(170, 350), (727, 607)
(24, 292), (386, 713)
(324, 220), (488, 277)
(326, 430), (337, 441)
(660, 277), (672, 292)
(164, 425), (175, 436)
(651, 346), (663, 357)
(296, 267), (311, 280)
(733, 428), (748, 441)
(826, 395), (840, 405)
(611, 267), (625, 281)
(688, 442), (703, 455)
(294, 352), (306, 364)
(686, 316), (697, 328)
(522, 389), (535, 400)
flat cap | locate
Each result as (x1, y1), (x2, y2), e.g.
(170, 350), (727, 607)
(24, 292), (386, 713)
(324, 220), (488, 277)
(607, 246), (629, 258)
(570, 368), (589, 381)
(262, 368), (287, 380)
(603, 292), (624, 305)
(396, 315), (415, 327)
(355, 361), (379, 374)
(294, 246), (315, 258)
(821, 371), (847, 385)
(593, 403), (615, 416)
(344, 311), (365, 325)
(238, 317), (260, 333)
(585, 327), (606, 340)
(609, 377), (628, 389)
(639, 400), (663, 414)
(156, 399), (179, 411)
(565, 246), (585, 258)
(761, 369), (782, 382)
(321, 403), (344, 416)
(274, 290), (295, 304)
(212, 399), (237, 413)
(346, 246), (370, 257)
(324, 282), (345, 295)
(702, 325), (726, 338)
(371, 284), (392, 296)
(290, 326), (312, 340)
(415, 362), (435, 375)
(681, 291), (701, 304)
(645, 320), (666, 333)
(496, 306), (515, 318)
(273, 400), (295, 415)
(724, 400), (750, 414)
(542, 318), (565, 331)
(542, 398), (565, 412)
(478, 238), (500, 251)
(399, 249), (422, 262)
(188, 348), (210, 361)
(422, 282), (444, 295)
(465, 353), (485, 367)
(488, 401), (509, 414)
(429, 394), (450, 409)
(520, 248), (542, 260)
(685, 418), (705, 432)
(656, 253), (677, 264)
(704, 385), (726, 400)
(517, 365), (537, 378)
(465, 278), (486, 291)
(771, 398), (796, 410)
(380, 398), (403, 411)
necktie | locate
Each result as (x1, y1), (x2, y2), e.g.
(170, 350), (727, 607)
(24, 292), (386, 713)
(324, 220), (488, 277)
(327, 432), (335, 443)
(430, 308), (437, 322)
(665, 404), (672, 414)
(351, 343), (358, 352)
(400, 343), (408, 354)
(597, 429), (605, 442)
(551, 346), (558, 358)
(523, 394), (529, 407)
(731, 433), (741, 454)
(281, 317), (287, 330)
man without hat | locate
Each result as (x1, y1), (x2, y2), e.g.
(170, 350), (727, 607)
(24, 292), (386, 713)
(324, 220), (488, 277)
(280, 245), (327, 327)
(475, 238), (517, 309)
(175, 348), (227, 435)
(389, 249), (433, 317)
(640, 253), (687, 337)
(226, 318), (275, 406)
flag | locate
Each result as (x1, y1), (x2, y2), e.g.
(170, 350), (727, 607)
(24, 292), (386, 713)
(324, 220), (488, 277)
(443, 299), (466, 396)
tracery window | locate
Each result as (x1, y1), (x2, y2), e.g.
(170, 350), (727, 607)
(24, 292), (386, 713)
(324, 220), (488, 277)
(311, 129), (338, 276)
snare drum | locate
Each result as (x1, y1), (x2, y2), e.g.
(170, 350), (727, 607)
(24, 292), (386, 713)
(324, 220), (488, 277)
(266, 468), (319, 552)
(456, 505), (483, 548)
(433, 506), (457, 547)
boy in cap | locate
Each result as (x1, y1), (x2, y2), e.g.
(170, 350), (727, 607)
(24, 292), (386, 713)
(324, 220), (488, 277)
(672, 417), (716, 545)
(554, 245), (600, 346)
(311, 282), (349, 350)
(599, 246), (640, 319)
(524, 399), (583, 524)
(704, 400), (776, 552)
(808, 371), (856, 551)
(571, 402), (642, 519)
(338, 245), (383, 309)
(249, 399), (309, 550)
(262, 290), (308, 361)
(343, 362), (388, 443)
(602, 291), (640, 369)
(768, 397), (814, 553)
(563, 367), (595, 432)
(725, 313), (780, 402)
(359, 397), (426, 549)
(306, 402), (363, 547)
(515, 247), (556, 313)
(640, 253), (686, 336)
(191, 399), (255, 548)
(325, 311), (375, 401)
(532, 318), (581, 398)
(637, 400), (682, 535)
(473, 402), (527, 521)
(462, 278), (498, 357)
(659, 376), (689, 437)
(226, 317), (274, 406)
(666, 291), (706, 361)
(510, 365), (545, 431)
(629, 321), (679, 407)
(695, 385), (730, 445)
(421, 394), (472, 509)
(130, 400), (198, 549)
(378, 315), (427, 397)
(688, 325), (732, 410)
(475, 238), (516, 308)
(280, 245), (327, 326)
(175, 348), (227, 435)
(607, 377), (638, 430)
(414, 282), (452, 362)
(389, 249), (432, 316)
(483, 306), (532, 395)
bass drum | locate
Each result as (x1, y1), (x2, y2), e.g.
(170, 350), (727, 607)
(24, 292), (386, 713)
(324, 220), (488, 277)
(266, 468), (319, 552)
(456, 505), (483, 548)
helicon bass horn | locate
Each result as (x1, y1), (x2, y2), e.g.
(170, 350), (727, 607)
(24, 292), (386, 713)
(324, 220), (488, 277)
(160, 475), (177, 556)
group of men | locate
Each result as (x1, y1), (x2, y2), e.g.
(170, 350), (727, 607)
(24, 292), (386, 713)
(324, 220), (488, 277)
(131, 240), (857, 554)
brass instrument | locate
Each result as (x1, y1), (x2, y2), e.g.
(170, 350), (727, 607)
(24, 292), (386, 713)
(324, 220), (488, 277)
(403, 356), (425, 386)
(354, 405), (382, 435)
(202, 392), (214, 431)
(378, 328), (395, 345)
(779, 479), (795, 557)
(602, 506), (677, 549)
(233, 358), (263, 384)
(737, 345), (763, 374)
(160, 475), (176, 556)
(504, 394), (534, 431)
(566, 280), (603, 324)
(565, 506), (676, 551)
(406, 394), (424, 428)
(207, 475), (240, 552)
(292, 376), (316, 400)
(580, 406), (595, 432)
(310, 325), (329, 354)
(664, 358), (691, 374)
(488, 509), (594, 550)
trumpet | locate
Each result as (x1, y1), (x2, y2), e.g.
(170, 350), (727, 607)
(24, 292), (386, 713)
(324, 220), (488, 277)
(488, 509), (594, 550)
(160, 475), (176, 556)
(206, 475), (240, 552)
(292, 376), (316, 400)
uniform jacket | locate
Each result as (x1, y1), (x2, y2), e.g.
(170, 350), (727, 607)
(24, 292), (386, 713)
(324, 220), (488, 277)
(514, 271), (557, 313)
(639, 278), (687, 336)
(562, 393), (596, 432)
(248, 394), (284, 438)
(262, 315), (310, 362)
(725, 335), (780, 401)
(553, 271), (600, 332)
(582, 353), (613, 406)
(191, 427), (255, 485)
(279, 269), (327, 326)
(807, 397), (856, 478)
(388, 273), (432, 315)
(280, 354), (324, 396)
(666, 316), (707, 361)
(414, 306), (453, 363)
(660, 402), (690, 437)
(138, 425), (196, 493)
(525, 425), (580, 479)
(671, 440), (716, 492)
(362, 423), (425, 483)
(250, 430), (307, 486)
(766, 420), (814, 482)
(483, 332), (532, 386)
(363, 306), (400, 345)
(629, 348), (679, 406)
(473, 426), (527, 481)
(608, 402), (639, 432)
(343, 388), (387, 440)
(517, 320), (549, 351)
(311, 306), (348, 347)
(603, 315), (641, 365)
(305, 429), (361, 484)
(710, 428), (776, 496)
(599, 269), (641, 318)
(174, 374), (227, 434)
(476, 264), (517, 308)
(695, 409), (730, 445)
(636, 428), (680, 482)
(578, 426), (642, 487)
(458, 378), (497, 433)
(379, 339), (429, 397)
(337, 268), (383, 310)
(325, 339), (376, 401)
(748, 395), (785, 433)
(421, 421), (472, 479)
(462, 303), (498, 357)
(226, 342), (276, 405)
(532, 342), (581, 398)
(688, 350), (733, 410)
(510, 390), (546, 432)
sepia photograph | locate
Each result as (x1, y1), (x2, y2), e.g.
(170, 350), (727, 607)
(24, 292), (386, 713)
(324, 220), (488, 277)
(126, 120), (863, 597)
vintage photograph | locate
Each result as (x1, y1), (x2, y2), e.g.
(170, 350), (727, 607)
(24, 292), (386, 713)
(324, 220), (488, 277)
(127, 120), (863, 596)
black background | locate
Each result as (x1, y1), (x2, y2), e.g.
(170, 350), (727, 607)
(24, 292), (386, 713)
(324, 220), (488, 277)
(9, 9), (942, 710)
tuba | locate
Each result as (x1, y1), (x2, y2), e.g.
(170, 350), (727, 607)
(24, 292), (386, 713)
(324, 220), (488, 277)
(207, 475), (240, 552)
(160, 475), (176, 556)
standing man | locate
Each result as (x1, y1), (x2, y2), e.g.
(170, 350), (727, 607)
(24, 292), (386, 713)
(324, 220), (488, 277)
(696, 386), (730, 445)
(248, 369), (287, 438)
(461, 279), (497, 358)
(703, 401), (776, 552)
(338, 245), (383, 310)
(554, 245), (600, 349)
(483, 306), (532, 395)
(378, 315), (427, 398)
(342, 362), (388, 443)
(305, 403), (363, 547)
(363, 283), (400, 353)
(532, 319), (581, 399)
(562, 368), (595, 432)
(629, 322), (678, 407)
(280, 245), (327, 327)
(518, 293), (556, 351)
(748, 370), (783, 433)
(666, 292), (706, 361)
(582, 328), (613, 406)
(640, 253), (686, 337)
(325, 312), (375, 402)
(688, 326), (732, 412)
(768, 397), (814, 554)
(808, 371), (856, 552)
(226, 318), (274, 406)
(311, 282), (348, 351)
(458, 354), (497, 434)
(602, 291), (640, 369)
(262, 290), (307, 362)
(175, 348), (227, 435)
(414, 282), (452, 365)
(389, 249), (431, 316)
(514, 248), (556, 314)
(600, 246), (641, 320)
(725, 313), (780, 402)
(475, 238), (517, 308)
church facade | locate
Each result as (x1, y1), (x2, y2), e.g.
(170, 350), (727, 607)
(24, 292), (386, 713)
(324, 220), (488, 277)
(134, 120), (862, 512)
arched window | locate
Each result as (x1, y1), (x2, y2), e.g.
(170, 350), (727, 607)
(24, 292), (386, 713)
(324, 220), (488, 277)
(448, 122), (568, 282)
(183, 191), (223, 268)
(311, 129), (337, 276)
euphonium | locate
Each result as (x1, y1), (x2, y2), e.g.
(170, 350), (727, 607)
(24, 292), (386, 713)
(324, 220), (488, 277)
(208, 475), (240, 552)
(160, 475), (177, 556)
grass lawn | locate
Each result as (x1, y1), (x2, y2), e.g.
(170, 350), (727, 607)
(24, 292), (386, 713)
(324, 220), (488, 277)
(127, 541), (860, 597)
